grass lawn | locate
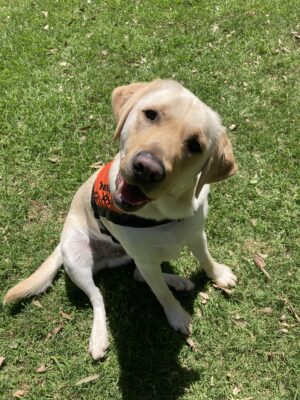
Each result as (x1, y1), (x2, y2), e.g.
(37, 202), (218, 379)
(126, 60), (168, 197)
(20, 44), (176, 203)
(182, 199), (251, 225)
(0, 0), (299, 399)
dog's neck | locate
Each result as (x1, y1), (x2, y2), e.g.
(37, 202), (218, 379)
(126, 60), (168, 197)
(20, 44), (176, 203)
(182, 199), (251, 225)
(110, 154), (208, 221)
(134, 179), (208, 220)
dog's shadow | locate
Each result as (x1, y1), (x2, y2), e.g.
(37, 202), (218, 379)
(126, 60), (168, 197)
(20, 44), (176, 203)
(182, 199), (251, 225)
(66, 262), (208, 400)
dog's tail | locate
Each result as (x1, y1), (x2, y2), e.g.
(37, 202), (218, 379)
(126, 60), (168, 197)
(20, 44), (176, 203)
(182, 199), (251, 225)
(3, 245), (63, 305)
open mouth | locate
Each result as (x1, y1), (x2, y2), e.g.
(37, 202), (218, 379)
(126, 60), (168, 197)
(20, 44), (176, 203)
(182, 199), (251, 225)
(114, 173), (150, 211)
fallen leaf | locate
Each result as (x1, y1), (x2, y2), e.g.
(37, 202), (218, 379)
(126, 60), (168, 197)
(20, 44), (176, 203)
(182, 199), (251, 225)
(100, 49), (108, 56)
(211, 24), (219, 33)
(199, 292), (209, 304)
(229, 124), (237, 130)
(260, 307), (273, 314)
(226, 30), (235, 38)
(250, 219), (257, 226)
(278, 328), (289, 334)
(59, 311), (72, 320)
(284, 299), (300, 323)
(89, 161), (103, 169)
(9, 341), (18, 349)
(32, 299), (43, 308)
(233, 319), (247, 327)
(0, 356), (5, 368)
(36, 363), (47, 373)
(48, 156), (60, 164)
(257, 252), (268, 259)
(213, 283), (232, 295)
(232, 385), (241, 395)
(43, 24), (49, 30)
(46, 324), (63, 340)
(75, 374), (100, 386)
(52, 325), (63, 335)
(41, 11), (48, 17)
(275, 46), (290, 54)
(279, 321), (296, 328)
(186, 337), (197, 350)
(254, 254), (271, 280)
(199, 292), (209, 300)
(232, 314), (247, 327)
(195, 308), (203, 318)
(291, 31), (300, 40)
(13, 390), (27, 398)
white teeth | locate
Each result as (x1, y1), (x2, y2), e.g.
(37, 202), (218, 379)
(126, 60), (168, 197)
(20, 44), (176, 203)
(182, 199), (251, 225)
(116, 176), (125, 193)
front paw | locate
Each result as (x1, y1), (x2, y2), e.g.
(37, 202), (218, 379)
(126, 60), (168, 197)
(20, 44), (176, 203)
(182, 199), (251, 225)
(164, 302), (192, 336)
(89, 331), (110, 360)
(210, 263), (237, 288)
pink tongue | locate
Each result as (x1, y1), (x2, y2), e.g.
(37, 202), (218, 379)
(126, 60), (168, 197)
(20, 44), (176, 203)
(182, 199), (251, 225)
(118, 177), (149, 206)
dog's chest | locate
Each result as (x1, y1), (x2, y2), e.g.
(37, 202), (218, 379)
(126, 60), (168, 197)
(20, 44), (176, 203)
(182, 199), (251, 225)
(102, 214), (203, 262)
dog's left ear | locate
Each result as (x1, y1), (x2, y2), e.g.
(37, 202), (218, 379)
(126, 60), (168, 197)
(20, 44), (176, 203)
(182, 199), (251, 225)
(112, 80), (161, 139)
(195, 130), (237, 197)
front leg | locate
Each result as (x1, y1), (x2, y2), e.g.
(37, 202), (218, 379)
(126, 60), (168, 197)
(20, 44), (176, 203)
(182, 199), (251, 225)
(135, 260), (192, 335)
(187, 231), (237, 288)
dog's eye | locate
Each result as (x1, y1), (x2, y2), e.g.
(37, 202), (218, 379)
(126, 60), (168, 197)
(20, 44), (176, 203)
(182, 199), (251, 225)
(186, 136), (202, 154)
(143, 109), (158, 121)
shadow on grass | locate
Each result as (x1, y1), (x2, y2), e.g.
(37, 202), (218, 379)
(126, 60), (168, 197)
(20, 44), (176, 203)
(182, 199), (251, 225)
(65, 262), (208, 400)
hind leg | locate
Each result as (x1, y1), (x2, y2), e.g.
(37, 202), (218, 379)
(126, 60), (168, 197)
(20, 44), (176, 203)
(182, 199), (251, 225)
(133, 268), (194, 291)
(61, 229), (109, 360)
(90, 237), (132, 273)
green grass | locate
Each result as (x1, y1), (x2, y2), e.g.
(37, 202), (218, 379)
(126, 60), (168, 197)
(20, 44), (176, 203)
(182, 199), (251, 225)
(1, 0), (299, 399)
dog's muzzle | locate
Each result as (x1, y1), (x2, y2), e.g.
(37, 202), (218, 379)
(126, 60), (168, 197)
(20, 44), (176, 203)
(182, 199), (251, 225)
(113, 152), (166, 211)
(132, 151), (166, 184)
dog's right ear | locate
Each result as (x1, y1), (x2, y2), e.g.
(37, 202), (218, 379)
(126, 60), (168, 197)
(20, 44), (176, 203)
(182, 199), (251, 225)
(195, 129), (237, 197)
(112, 80), (161, 139)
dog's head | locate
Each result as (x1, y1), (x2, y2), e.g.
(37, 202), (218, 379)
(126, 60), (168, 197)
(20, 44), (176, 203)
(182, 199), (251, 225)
(111, 79), (237, 212)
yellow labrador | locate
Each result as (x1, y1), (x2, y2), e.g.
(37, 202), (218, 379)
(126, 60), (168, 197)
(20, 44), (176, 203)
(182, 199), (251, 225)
(4, 79), (237, 360)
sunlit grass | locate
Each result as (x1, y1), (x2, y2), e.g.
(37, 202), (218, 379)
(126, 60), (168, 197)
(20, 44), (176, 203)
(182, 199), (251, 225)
(1, 1), (299, 399)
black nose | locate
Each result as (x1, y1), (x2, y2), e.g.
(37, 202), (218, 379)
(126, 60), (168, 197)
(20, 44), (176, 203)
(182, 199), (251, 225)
(132, 151), (166, 184)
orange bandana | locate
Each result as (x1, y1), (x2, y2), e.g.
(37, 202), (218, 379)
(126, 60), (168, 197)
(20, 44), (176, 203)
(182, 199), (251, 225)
(91, 161), (177, 231)
(92, 161), (121, 214)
